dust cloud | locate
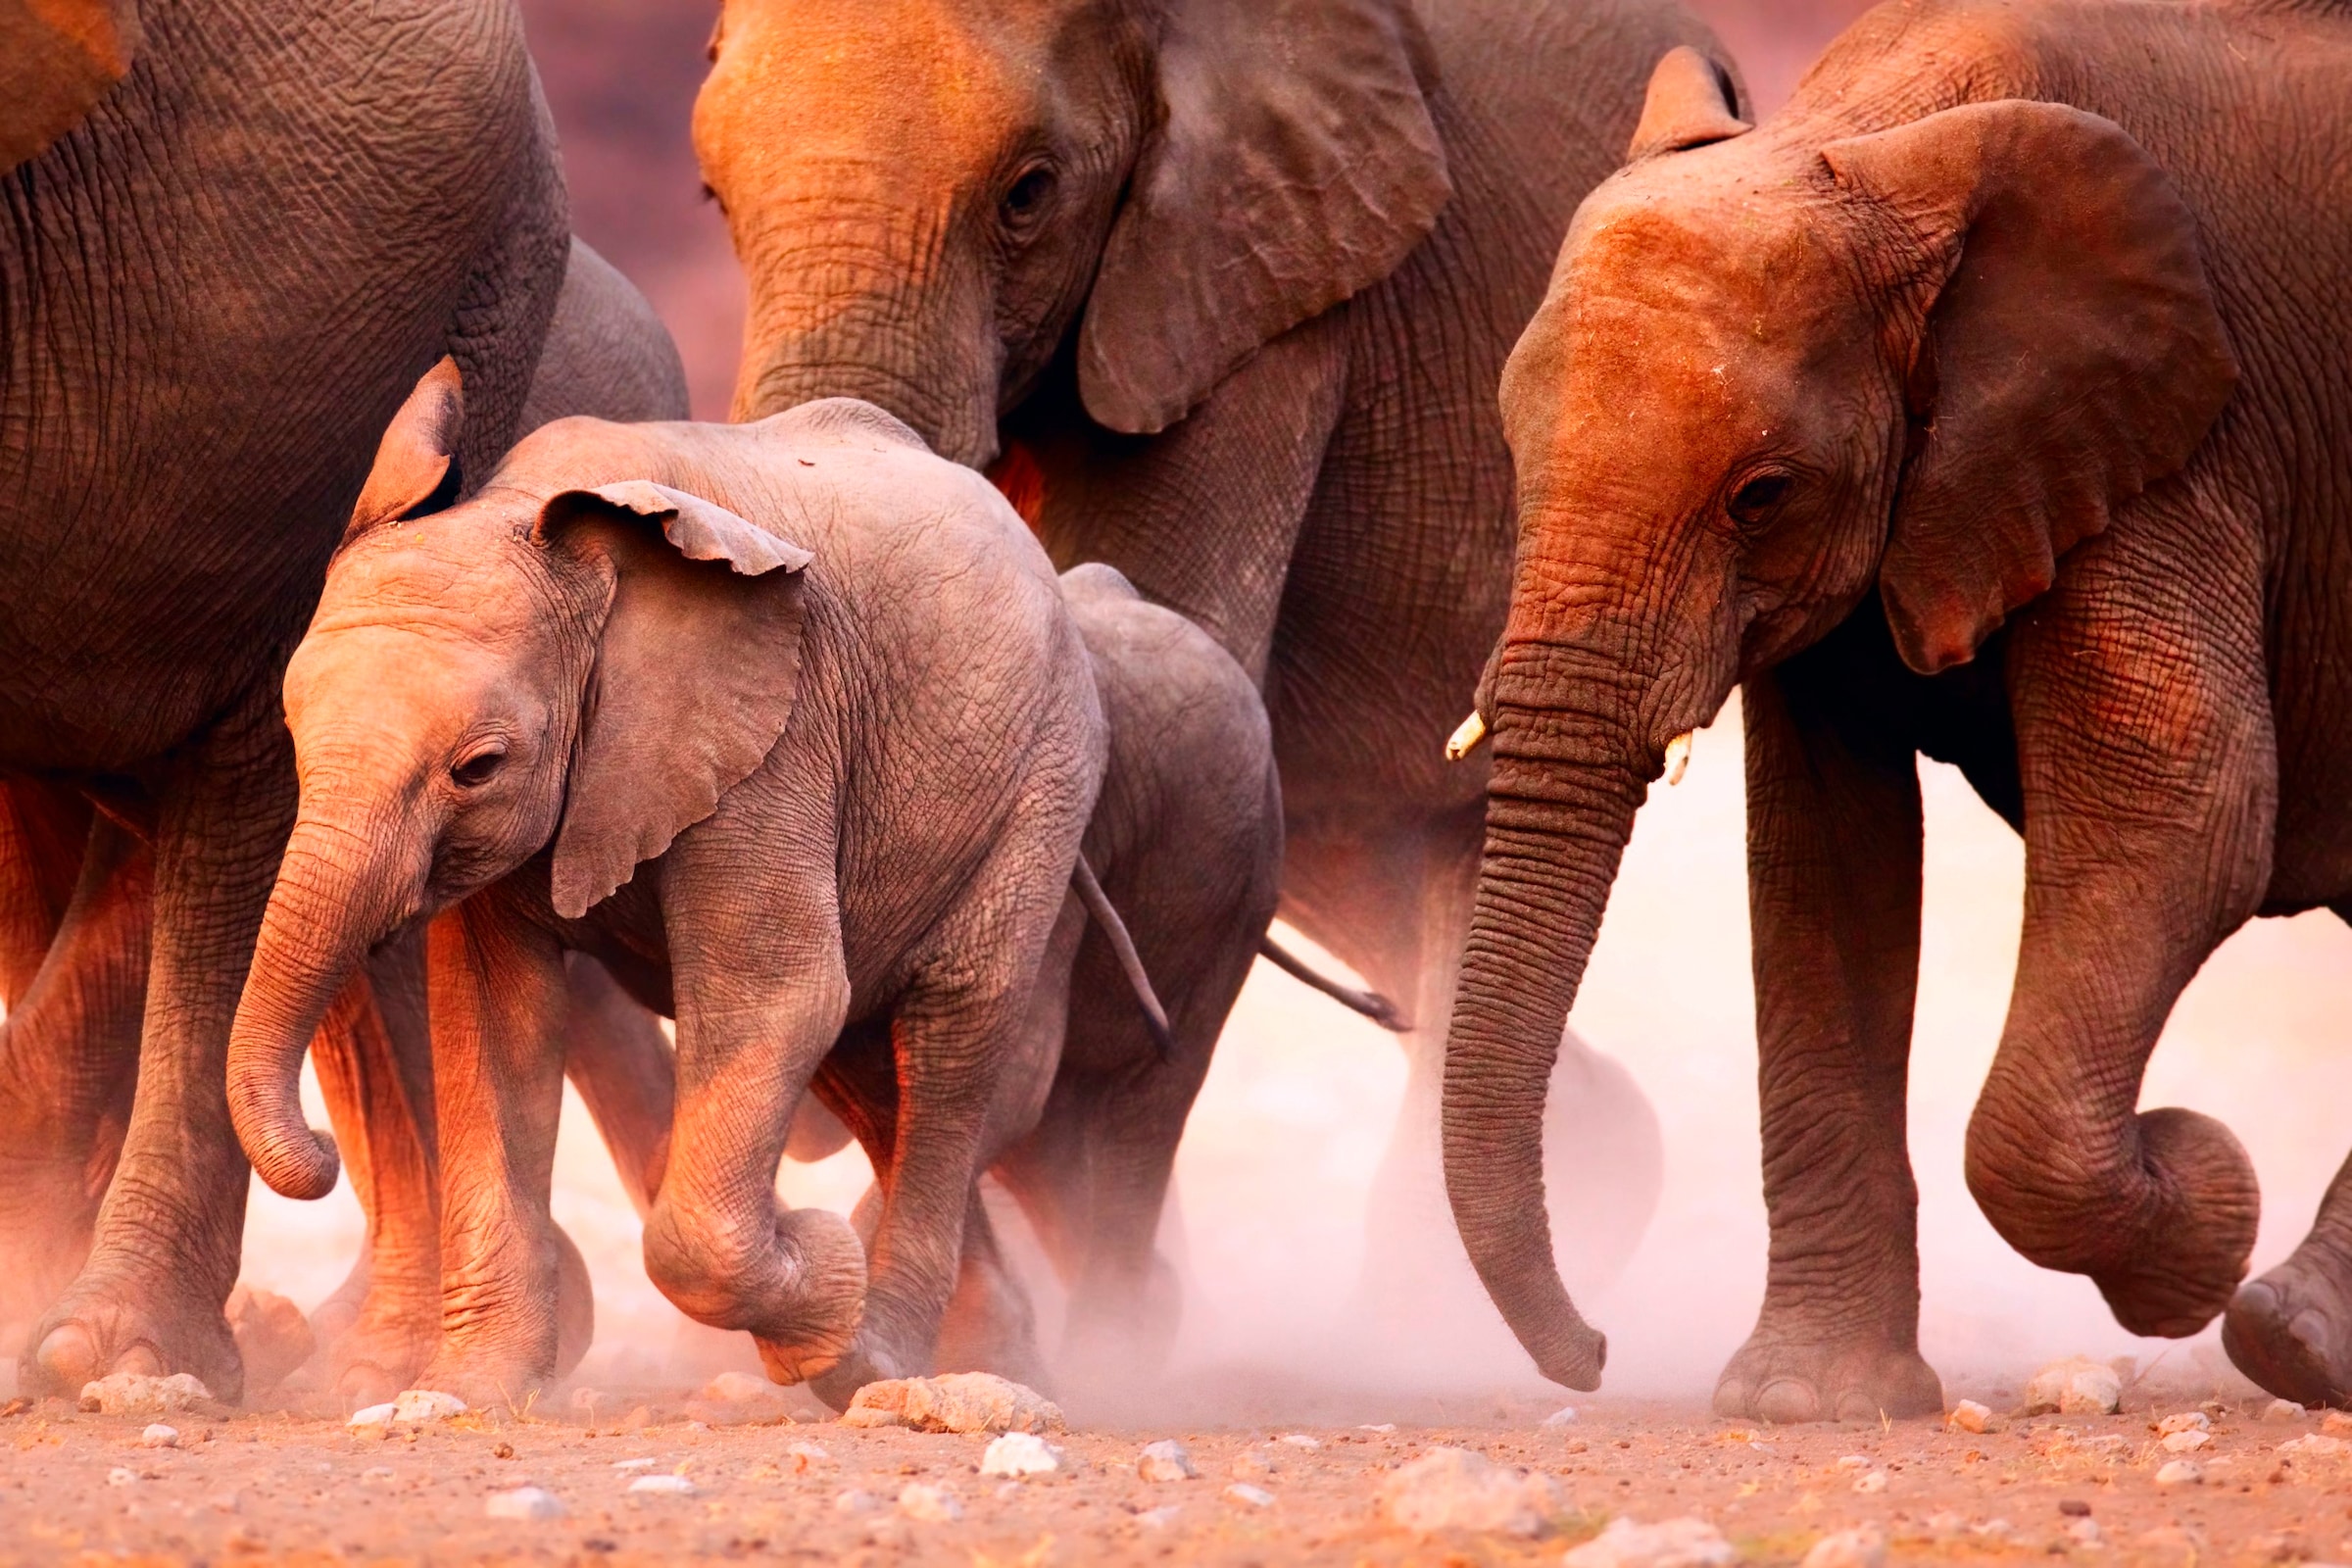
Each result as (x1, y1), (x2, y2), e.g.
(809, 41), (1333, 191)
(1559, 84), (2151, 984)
(237, 699), (2352, 1408)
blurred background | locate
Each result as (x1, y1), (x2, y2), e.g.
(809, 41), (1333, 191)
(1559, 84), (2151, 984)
(240, 0), (2352, 1407)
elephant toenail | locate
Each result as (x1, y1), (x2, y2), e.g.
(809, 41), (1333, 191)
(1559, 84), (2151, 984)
(2292, 1309), (2333, 1356)
(34, 1321), (98, 1387)
(1755, 1379), (1822, 1425)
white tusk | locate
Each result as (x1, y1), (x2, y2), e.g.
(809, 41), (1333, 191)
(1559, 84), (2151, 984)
(1662, 731), (1693, 786)
(1445, 710), (1489, 762)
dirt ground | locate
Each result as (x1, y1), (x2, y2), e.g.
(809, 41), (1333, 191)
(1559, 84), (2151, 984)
(7, 1367), (2349, 1568)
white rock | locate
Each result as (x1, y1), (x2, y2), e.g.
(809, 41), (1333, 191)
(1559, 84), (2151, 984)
(1543, 1406), (1580, 1427)
(1277, 1433), (1321, 1448)
(612, 1457), (657, 1470)
(2160, 1429), (2211, 1453)
(1923, 1512), (1966, 1536)
(1800, 1526), (1886, 1568)
(79, 1372), (212, 1416)
(140, 1424), (179, 1449)
(833, 1489), (877, 1513)
(2262, 1398), (2306, 1423)
(348, 1403), (398, 1429)
(897, 1482), (962, 1522)
(2278, 1434), (2349, 1456)
(1380, 1446), (1560, 1539)
(362, 1467), (395, 1483)
(1971, 1519), (2015, 1541)
(1833, 1454), (1871, 1471)
(1134, 1504), (1180, 1530)
(842, 1372), (1063, 1434)
(391, 1389), (466, 1422)
(485, 1486), (565, 1521)
(1946, 1400), (1993, 1434)
(2153, 1460), (2203, 1487)
(2065, 1518), (2105, 1547)
(1138, 1440), (1197, 1482)
(979, 1431), (1064, 1478)
(1359, 1422), (1397, 1434)
(787, 1441), (832, 1470)
(1563, 1516), (1740, 1568)
(107, 1467), (137, 1487)
(699, 1371), (775, 1402)
(628, 1474), (696, 1495)
(2023, 1357), (2122, 1416)
(1224, 1482), (1275, 1508)
(1851, 1470), (1888, 1494)
(2155, 1411), (2211, 1436)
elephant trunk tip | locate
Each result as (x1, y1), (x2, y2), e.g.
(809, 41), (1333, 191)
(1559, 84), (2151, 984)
(227, 1076), (342, 1200)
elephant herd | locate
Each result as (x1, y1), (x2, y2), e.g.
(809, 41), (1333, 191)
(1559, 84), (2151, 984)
(3, 0), (2350, 1428)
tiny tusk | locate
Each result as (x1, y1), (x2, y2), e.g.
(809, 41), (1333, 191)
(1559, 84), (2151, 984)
(1663, 731), (1694, 786)
(1445, 710), (1489, 762)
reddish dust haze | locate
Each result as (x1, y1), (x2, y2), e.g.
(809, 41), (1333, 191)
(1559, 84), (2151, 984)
(234, 0), (2347, 1412)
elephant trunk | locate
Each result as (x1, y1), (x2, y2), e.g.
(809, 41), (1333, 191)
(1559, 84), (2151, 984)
(228, 811), (419, 1201)
(1443, 654), (1649, 1391)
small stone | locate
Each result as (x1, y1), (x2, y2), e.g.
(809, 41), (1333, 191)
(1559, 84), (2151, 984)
(1947, 1399), (1993, 1434)
(1924, 1512), (1966, 1535)
(1800, 1526), (1886, 1568)
(1972, 1520), (2015, 1541)
(1833, 1454), (1871, 1471)
(2262, 1398), (2306, 1423)
(2324, 1410), (2352, 1437)
(2160, 1429), (2211, 1453)
(78, 1372), (212, 1416)
(140, 1424), (179, 1449)
(1359, 1422), (1397, 1434)
(362, 1467), (395, 1483)
(2155, 1411), (2211, 1436)
(700, 1370), (773, 1402)
(1542, 1405), (1580, 1427)
(1134, 1504), (1180, 1530)
(979, 1431), (1064, 1478)
(897, 1482), (962, 1522)
(833, 1489), (877, 1513)
(1563, 1516), (1739, 1568)
(390, 1389), (466, 1422)
(2057, 1500), (2092, 1518)
(1277, 1433), (1321, 1448)
(107, 1466), (138, 1486)
(1379, 1446), (1560, 1539)
(612, 1457), (657, 1470)
(1851, 1470), (1888, 1494)
(2278, 1434), (2348, 1456)
(1138, 1440), (1197, 1482)
(1230, 1448), (1276, 1481)
(787, 1441), (831, 1472)
(1224, 1482), (1275, 1508)
(628, 1474), (696, 1495)
(486, 1485), (565, 1521)
(2023, 1357), (2122, 1416)
(348, 1402), (398, 1429)
(2065, 1518), (2105, 1547)
(841, 1372), (1064, 1435)
(2153, 1459), (2203, 1487)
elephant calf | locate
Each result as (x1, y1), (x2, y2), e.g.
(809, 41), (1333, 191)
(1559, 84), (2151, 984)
(225, 383), (1124, 1401)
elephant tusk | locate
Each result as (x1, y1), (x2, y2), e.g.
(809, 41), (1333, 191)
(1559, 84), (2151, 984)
(1445, 710), (1489, 762)
(1663, 730), (1693, 786)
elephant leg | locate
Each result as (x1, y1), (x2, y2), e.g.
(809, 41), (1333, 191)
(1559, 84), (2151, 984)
(0, 799), (146, 1367)
(1966, 528), (2273, 1342)
(1712, 656), (1941, 1424)
(0, 775), (91, 1000)
(2227, 1126), (2352, 1408)
(28, 693), (295, 1401)
(932, 1187), (1049, 1392)
(559, 953), (674, 1219)
(410, 895), (574, 1403)
(304, 931), (441, 1405)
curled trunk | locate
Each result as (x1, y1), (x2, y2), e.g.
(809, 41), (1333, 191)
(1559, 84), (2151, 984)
(1444, 688), (1647, 1390)
(227, 818), (414, 1201)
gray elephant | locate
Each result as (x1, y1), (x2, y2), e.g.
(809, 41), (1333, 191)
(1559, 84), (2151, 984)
(0, 0), (569, 1398)
(1441, 2), (2352, 1418)
(224, 387), (1140, 1401)
(689, 0), (1691, 1342)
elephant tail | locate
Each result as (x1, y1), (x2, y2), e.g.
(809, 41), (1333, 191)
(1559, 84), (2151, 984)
(1073, 854), (1177, 1063)
(1256, 935), (1412, 1033)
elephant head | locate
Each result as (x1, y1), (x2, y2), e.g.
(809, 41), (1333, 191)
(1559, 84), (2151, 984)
(227, 362), (812, 1200)
(1446, 53), (2238, 1388)
(693, 0), (1451, 465)
(2, 0), (140, 173)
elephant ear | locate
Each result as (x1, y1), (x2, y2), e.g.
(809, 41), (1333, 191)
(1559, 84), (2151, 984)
(1076, 0), (1450, 435)
(537, 480), (814, 919)
(1625, 46), (1749, 162)
(348, 357), (466, 542)
(1, 0), (140, 174)
(1822, 101), (2237, 674)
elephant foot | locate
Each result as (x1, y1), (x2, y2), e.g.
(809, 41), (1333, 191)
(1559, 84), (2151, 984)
(805, 1340), (904, 1412)
(2083, 1110), (2260, 1338)
(223, 1286), (316, 1403)
(306, 1288), (438, 1408)
(26, 1275), (242, 1404)
(2223, 1247), (2352, 1409)
(1713, 1332), (1943, 1425)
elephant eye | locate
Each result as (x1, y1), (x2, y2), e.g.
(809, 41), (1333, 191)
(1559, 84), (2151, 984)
(1728, 471), (1794, 526)
(1000, 165), (1058, 229)
(451, 744), (508, 789)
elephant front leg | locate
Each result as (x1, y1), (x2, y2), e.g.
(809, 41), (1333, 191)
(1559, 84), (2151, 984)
(2226, 1136), (2352, 1408)
(1714, 654), (1942, 1425)
(26, 696), (294, 1402)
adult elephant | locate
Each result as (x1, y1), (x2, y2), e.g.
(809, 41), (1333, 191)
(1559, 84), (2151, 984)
(1445, 0), (2352, 1415)
(0, 0), (568, 1398)
(691, 0), (1708, 1345)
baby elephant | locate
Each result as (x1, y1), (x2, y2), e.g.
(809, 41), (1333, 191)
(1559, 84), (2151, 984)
(226, 382), (1135, 1399)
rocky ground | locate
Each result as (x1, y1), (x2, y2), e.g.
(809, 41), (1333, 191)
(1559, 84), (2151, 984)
(2, 1366), (2345, 1567)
